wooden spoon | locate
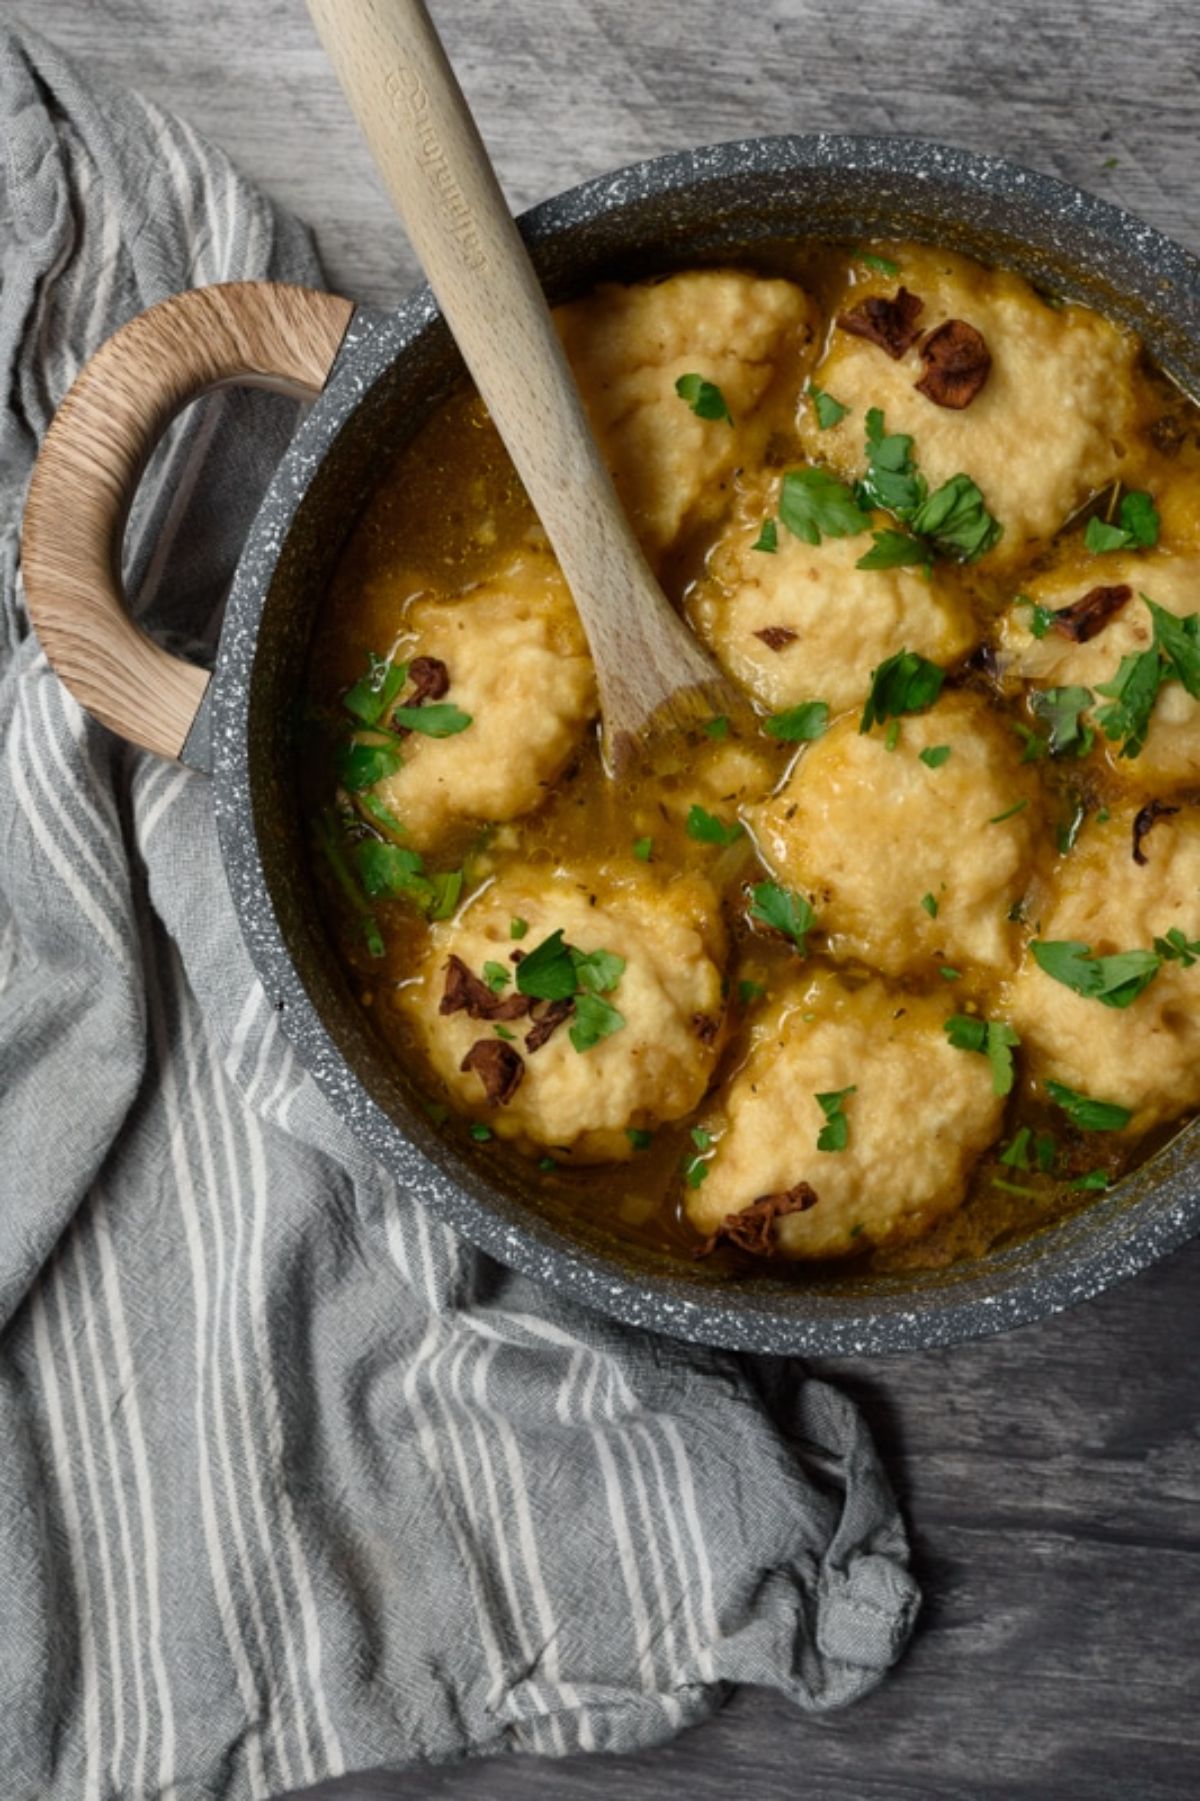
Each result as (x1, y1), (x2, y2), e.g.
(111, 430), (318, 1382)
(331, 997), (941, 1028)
(305, 0), (734, 770)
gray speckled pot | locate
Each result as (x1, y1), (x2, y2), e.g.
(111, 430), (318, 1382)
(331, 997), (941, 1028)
(203, 134), (1200, 1356)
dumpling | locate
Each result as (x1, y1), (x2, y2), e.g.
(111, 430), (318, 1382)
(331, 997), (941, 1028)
(359, 549), (596, 849)
(797, 245), (1138, 567)
(395, 863), (727, 1161)
(995, 548), (1200, 791)
(686, 468), (977, 712)
(1005, 802), (1200, 1135)
(556, 269), (819, 563)
(749, 690), (1043, 978)
(685, 969), (1004, 1258)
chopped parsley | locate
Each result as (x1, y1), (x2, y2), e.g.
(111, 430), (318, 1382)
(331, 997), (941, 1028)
(632, 835), (654, 862)
(988, 799), (1029, 825)
(1045, 1079), (1132, 1132)
(749, 881), (815, 952)
(940, 966), (962, 981)
(943, 1014), (1020, 1095)
(360, 792), (408, 837)
(353, 839), (462, 919)
(570, 993), (626, 1053)
(514, 929), (627, 1052)
(921, 892), (939, 919)
(342, 652), (408, 726)
(778, 466), (870, 546)
(510, 916), (529, 940)
(1027, 601), (1055, 639)
(859, 648), (945, 733)
(855, 528), (931, 572)
(859, 410), (923, 515)
(738, 978), (766, 1004)
(469, 1123), (493, 1143)
(336, 736), (404, 792)
(482, 960), (511, 993)
(389, 701), (472, 737)
(687, 804), (743, 846)
(690, 1126), (714, 1151)
(1154, 926), (1200, 967)
(684, 1151), (711, 1189)
(919, 744), (952, 768)
(538, 1156), (558, 1172)
(1029, 686), (1094, 759)
(1030, 939), (1161, 1009)
(809, 383), (850, 429)
(674, 372), (732, 422)
(1083, 490), (1159, 554)
(1094, 596), (1200, 759)
(626, 1128), (653, 1151)
(703, 714), (730, 739)
(764, 700), (830, 742)
(857, 251), (900, 276)
(884, 720), (901, 752)
(1072, 1170), (1112, 1191)
(815, 1085), (856, 1152)
(907, 474), (1003, 562)
(494, 1024), (516, 1041)
(751, 519), (778, 554)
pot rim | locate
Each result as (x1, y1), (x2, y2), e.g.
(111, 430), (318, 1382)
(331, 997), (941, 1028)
(212, 131), (1200, 1355)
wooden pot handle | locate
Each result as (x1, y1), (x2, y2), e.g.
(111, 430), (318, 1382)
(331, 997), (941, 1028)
(21, 280), (356, 761)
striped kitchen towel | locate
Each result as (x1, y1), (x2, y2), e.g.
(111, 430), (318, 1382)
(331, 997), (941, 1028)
(0, 20), (919, 1801)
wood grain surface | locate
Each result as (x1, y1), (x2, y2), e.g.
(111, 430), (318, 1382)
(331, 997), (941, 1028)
(26, 2), (1200, 1797)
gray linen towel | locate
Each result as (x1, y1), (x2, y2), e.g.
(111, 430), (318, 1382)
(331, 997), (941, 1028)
(0, 22), (919, 1800)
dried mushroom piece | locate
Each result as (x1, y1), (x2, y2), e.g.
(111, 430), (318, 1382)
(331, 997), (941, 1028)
(1132, 799), (1181, 866)
(836, 287), (925, 360)
(440, 954), (531, 1022)
(461, 1038), (525, 1105)
(525, 998), (575, 1052)
(1049, 583), (1133, 643)
(754, 625), (798, 651)
(915, 318), (992, 410)
(694, 1182), (819, 1258)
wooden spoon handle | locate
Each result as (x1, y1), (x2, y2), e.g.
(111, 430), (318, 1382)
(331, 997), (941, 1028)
(21, 281), (354, 761)
(305, 0), (720, 748)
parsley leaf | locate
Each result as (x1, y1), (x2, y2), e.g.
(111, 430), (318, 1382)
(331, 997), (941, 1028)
(1154, 926), (1200, 967)
(855, 528), (931, 571)
(632, 835), (653, 862)
(569, 993), (626, 1053)
(1094, 648), (1162, 759)
(919, 745), (951, 768)
(809, 383), (850, 429)
(1084, 490), (1160, 554)
(749, 881), (815, 952)
(859, 648), (945, 732)
(703, 714), (730, 739)
(921, 892), (939, 918)
(570, 946), (625, 995)
(514, 929), (577, 1002)
(1029, 686), (1095, 758)
(1145, 597), (1200, 697)
(354, 835), (457, 914)
(751, 519), (778, 554)
(675, 372), (732, 422)
(390, 702), (472, 737)
(908, 474), (1003, 562)
(859, 409), (923, 515)
(858, 251), (900, 276)
(738, 978), (766, 1004)
(337, 736), (404, 792)
(343, 652), (408, 726)
(1045, 1079), (1132, 1132)
(684, 1153), (711, 1189)
(469, 1122), (493, 1142)
(626, 1128), (653, 1150)
(815, 1086), (856, 1153)
(988, 799), (1029, 825)
(999, 1127), (1032, 1171)
(778, 466), (870, 545)
(1030, 939), (1161, 1008)
(943, 1014), (1020, 1095)
(510, 917), (529, 940)
(1084, 516), (1131, 554)
(482, 960), (511, 994)
(1072, 1169), (1111, 1191)
(1027, 601), (1055, 639)
(764, 701), (829, 742)
(687, 804), (743, 846)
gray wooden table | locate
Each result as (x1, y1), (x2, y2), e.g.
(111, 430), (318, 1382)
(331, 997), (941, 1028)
(29, 1), (1200, 1795)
